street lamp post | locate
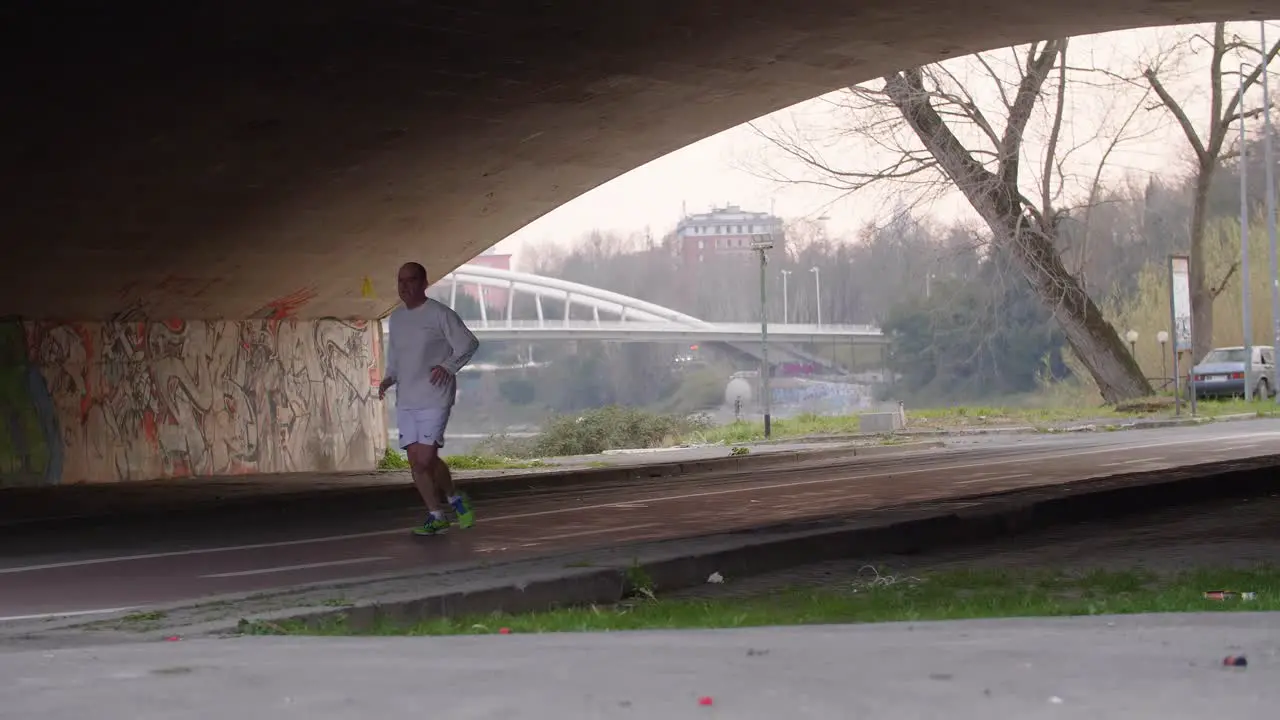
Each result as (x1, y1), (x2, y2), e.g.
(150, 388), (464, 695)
(1125, 329), (1139, 358)
(1157, 330), (1169, 384)
(1239, 63), (1254, 401)
(780, 269), (791, 324)
(753, 238), (776, 438)
(810, 266), (822, 327)
(1260, 21), (1280, 406)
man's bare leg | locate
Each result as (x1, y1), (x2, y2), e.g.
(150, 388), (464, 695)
(431, 452), (476, 528)
(406, 442), (445, 515)
(432, 454), (457, 497)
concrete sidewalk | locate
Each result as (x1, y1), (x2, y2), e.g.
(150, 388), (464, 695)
(3, 613), (1274, 719)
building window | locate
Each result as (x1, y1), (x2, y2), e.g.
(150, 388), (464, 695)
(698, 253), (704, 263)
(697, 239), (704, 249)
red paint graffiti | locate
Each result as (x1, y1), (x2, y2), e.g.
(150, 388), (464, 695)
(14, 318), (379, 485)
(255, 288), (319, 320)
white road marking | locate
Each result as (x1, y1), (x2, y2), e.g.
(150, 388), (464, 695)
(955, 473), (1032, 486)
(200, 556), (392, 579)
(510, 523), (663, 549)
(3, 431), (1277, 576)
(530, 523), (660, 542)
(0, 606), (137, 623)
(1102, 457), (1165, 466)
(1221, 443), (1261, 451)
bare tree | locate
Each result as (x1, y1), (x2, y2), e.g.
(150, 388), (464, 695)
(1141, 22), (1280, 361)
(753, 40), (1151, 402)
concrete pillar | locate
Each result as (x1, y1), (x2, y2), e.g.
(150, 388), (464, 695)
(0, 317), (384, 487)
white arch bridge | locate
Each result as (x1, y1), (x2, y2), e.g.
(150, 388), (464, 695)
(423, 264), (887, 372)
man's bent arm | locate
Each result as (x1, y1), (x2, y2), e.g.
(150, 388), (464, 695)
(438, 307), (480, 376)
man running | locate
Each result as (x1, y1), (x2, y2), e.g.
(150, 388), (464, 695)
(378, 261), (480, 535)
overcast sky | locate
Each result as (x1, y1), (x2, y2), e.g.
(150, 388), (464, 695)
(491, 21), (1279, 264)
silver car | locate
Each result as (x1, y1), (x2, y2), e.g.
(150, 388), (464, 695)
(1191, 346), (1276, 399)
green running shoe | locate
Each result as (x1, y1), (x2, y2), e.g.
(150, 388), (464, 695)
(411, 514), (451, 536)
(450, 493), (476, 529)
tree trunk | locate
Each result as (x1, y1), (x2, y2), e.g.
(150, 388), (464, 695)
(881, 65), (1153, 403)
(1007, 226), (1151, 403)
(1188, 163), (1214, 363)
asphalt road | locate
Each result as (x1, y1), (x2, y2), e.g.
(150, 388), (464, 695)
(2, 421), (1279, 623)
(5, 614), (1275, 719)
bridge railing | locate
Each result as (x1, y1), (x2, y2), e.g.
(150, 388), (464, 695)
(439, 265), (886, 337)
(466, 319), (883, 336)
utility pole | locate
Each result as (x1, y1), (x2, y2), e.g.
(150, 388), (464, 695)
(810, 266), (822, 327)
(1261, 22), (1280, 404)
(753, 237), (775, 438)
(1240, 63), (1254, 400)
(780, 269), (791, 324)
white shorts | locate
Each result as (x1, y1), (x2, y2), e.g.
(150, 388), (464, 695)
(396, 407), (451, 449)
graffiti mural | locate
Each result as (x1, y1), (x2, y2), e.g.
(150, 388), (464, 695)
(0, 318), (382, 487)
(771, 379), (874, 416)
(0, 320), (60, 486)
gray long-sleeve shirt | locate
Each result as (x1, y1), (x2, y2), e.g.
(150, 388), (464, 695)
(385, 298), (479, 410)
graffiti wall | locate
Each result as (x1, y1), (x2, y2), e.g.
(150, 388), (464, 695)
(0, 318), (383, 487)
(770, 379), (875, 417)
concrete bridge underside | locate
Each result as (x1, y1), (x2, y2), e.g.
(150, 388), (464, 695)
(0, 0), (1270, 487)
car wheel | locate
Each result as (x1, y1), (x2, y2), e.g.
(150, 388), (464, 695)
(1256, 378), (1271, 399)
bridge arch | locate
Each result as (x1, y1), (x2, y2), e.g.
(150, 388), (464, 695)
(425, 264), (881, 375)
(10, 2), (1272, 322)
(437, 264), (719, 329)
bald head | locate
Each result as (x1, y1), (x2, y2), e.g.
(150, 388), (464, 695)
(397, 262), (429, 308)
(401, 262), (427, 281)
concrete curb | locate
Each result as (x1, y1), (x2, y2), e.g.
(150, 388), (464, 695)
(459, 440), (943, 496)
(0, 441), (945, 534)
(230, 452), (1280, 635)
(754, 410), (1272, 446)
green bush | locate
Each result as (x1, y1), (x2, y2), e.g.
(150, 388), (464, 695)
(377, 448), (410, 470)
(443, 454), (545, 470)
(479, 406), (713, 459)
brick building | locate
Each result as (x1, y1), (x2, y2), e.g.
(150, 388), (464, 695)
(675, 204), (785, 268)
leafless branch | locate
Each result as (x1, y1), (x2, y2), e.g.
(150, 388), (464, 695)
(1041, 41), (1069, 221)
(1210, 261), (1240, 300)
(1143, 68), (1207, 160)
(999, 40), (1063, 190)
